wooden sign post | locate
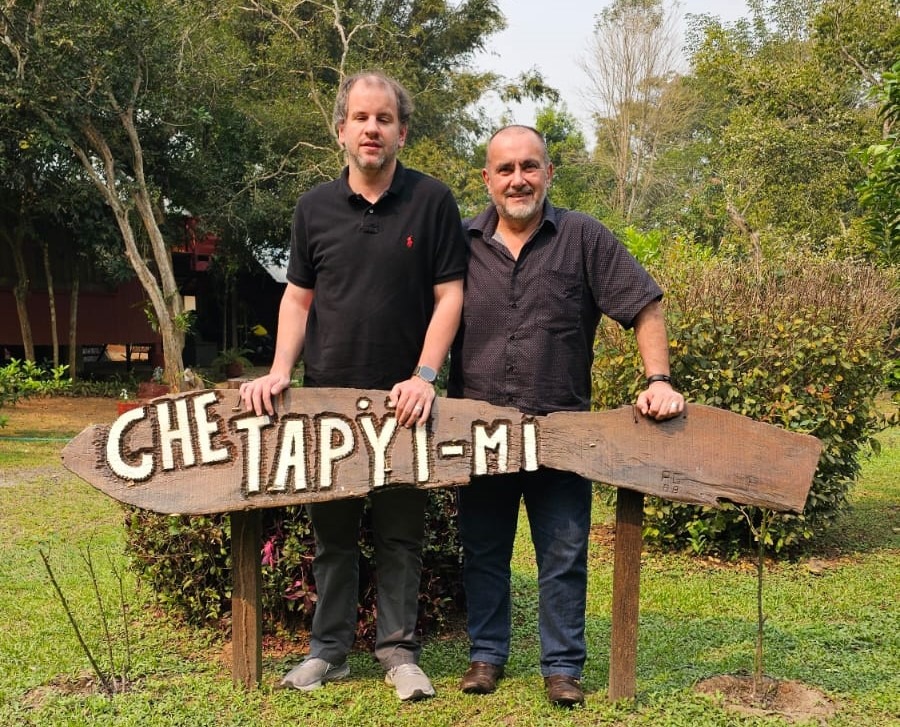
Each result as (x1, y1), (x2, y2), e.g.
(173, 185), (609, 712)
(62, 387), (822, 697)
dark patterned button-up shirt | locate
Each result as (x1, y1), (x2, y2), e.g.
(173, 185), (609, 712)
(448, 202), (662, 415)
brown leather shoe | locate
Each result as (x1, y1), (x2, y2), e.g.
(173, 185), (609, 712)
(460, 661), (504, 694)
(544, 674), (584, 707)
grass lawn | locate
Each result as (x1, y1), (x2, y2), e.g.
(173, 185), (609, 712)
(0, 401), (897, 726)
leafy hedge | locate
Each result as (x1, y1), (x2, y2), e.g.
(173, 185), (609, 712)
(0, 359), (71, 427)
(124, 489), (463, 642)
(592, 249), (899, 555)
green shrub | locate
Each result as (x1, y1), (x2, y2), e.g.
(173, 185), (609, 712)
(69, 376), (139, 399)
(124, 490), (463, 642)
(0, 359), (71, 426)
(592, 249), (899, 556)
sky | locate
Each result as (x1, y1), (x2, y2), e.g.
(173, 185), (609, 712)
(474, 0), (751, 134)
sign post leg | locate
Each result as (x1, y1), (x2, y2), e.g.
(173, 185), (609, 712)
(231, 510), (263, 687)
(608, 487), (643, 701)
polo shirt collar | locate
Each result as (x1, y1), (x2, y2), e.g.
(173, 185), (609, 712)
(339, 161), (408, 201)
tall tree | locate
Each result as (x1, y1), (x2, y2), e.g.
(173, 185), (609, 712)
(534, 106), (610, 219)
(580, 0), (693, 225)
(680, 0), (897, 256)
(0, 0), (249, 386)
(856, 61), (900, 265)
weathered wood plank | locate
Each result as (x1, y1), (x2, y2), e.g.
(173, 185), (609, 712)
(608, 489), (643, 701)
(60, 387), (822, 516)
(231, 511), (262, 687)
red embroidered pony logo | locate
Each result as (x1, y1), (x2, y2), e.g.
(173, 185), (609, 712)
(406, 235), (414, 248)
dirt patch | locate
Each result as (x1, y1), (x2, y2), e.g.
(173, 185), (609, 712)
(695, 674), (837, 723)
(2, 396), (116, 438)
(22, 672), (135, 707)
(1, 396), (116, 486)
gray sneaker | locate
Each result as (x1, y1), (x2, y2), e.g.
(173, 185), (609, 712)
(385, 663), (435, 701)
(280, 657), (350, 691)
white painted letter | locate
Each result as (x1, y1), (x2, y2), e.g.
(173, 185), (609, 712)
(473, 421), (509, 475)
(157, 398), (195, 470)
(319, 417), (354, 489)
(413, 424), (430, 483)
(106, 406), (153, 481)
(358, 414), (397, 488)
(234, 415), (272, 493)
(193, 391), (228, 464)
(272, 418), (309, 492)
(522, 419), (539, 471)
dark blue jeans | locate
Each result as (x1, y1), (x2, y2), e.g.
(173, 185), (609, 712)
(458, 468), (591, 679)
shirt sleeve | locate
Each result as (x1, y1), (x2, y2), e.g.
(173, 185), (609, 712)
(576, 212), (663, 329)
(286, 197), (316, 289)
(431, 188), (468, 284)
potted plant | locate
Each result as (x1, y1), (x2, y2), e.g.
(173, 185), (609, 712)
(116, 388), (143, 416)
(137, 366), (171, 399)
(212, 347), (253, 379)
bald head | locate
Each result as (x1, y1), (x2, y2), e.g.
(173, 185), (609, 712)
(486, 125), (551, 167)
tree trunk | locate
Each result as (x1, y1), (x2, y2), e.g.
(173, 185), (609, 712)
(725, 201), (763, 261)
(40, 238), (60, 367)
(69, 117), (186, 391)
(3, 226), (36, 362)
(68, 273), (80, 380)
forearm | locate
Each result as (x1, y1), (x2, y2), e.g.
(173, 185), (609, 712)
(270, 283), (312, 379)
(416, 279), (464, 371)
(633, 300), (684, 420)
(633, 300), (670, 379)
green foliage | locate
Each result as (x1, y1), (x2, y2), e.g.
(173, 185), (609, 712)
(856, 60), (900, 265)
(619, 226), (665, 266)
(0, 359), (71, 426)
(535, 105), (610, 219)
(125, 511), (231, 623)
(210, 347), (253, 377)
(680, 0), (897, 256)
(124, 491), (463, 642)
(592, 249), (900, 555)
(67, 374), (143, 400)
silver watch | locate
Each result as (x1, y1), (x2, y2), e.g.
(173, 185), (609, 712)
(413, 365), (437, 383)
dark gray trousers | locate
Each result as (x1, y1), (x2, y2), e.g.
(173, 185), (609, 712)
(306, 487), (427, 670)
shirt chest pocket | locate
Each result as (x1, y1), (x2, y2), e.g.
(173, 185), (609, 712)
(529, 269), (582, 332)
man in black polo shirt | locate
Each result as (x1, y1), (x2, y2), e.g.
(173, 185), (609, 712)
(449, 125), (684, 707)
(240, 71), (466, 701)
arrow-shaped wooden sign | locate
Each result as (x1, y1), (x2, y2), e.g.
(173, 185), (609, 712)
(61, 387), (822, 515)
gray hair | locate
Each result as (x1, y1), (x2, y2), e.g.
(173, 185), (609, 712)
(332, 71), (414, 130)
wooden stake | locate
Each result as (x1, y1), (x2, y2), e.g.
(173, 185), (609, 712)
(231, 510), (262, 687)
(608, 488), (643, 701)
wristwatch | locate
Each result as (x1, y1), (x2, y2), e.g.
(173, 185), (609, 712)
(413, 365), (437, 383)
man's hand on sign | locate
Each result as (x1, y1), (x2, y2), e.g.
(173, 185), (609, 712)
(240, 373), (292, 416)
(390, 376), (436, 428)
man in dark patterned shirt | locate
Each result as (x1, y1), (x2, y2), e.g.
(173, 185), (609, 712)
(449, 125), (684, 707)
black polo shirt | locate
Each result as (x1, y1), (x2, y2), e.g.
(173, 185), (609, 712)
(448, 202), (662, 415)
(287, 163), (466, 389)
